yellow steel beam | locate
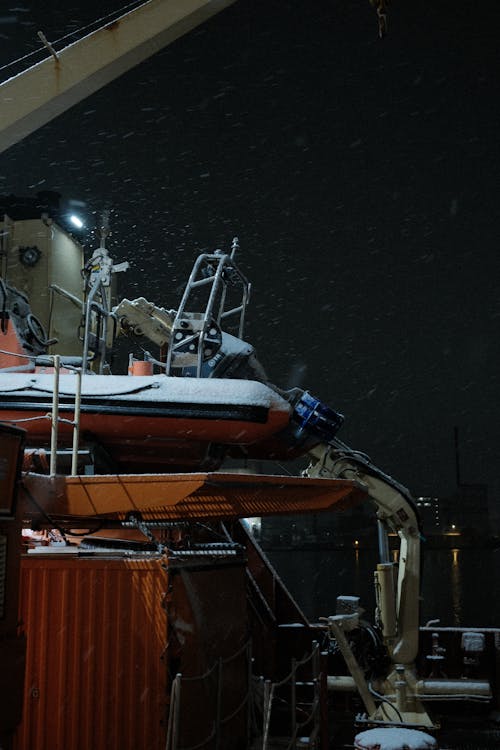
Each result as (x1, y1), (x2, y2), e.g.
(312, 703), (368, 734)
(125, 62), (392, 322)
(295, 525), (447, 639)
(0, 0), (236, 154)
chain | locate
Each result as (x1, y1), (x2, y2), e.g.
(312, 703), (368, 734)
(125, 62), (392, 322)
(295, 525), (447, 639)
(125, 514), (165, 554)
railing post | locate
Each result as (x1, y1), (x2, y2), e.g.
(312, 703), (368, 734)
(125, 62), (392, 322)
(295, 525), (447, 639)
(262, 679), (272, 750)
(246, 642), (252, 750)
(166, 673), (182, 750)
(49, 354), (60, 476)
(215, 657), (223, 750)
(312, 641), (320, 679)
(291, 657), (297, 749)
(319, 651), (329, 750)
(70, 367), (82, 476)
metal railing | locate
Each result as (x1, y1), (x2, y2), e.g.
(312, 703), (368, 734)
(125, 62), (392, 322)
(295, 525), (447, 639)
(0, 349), (83, 476)
(165, 640), (252, 750)
(42, 354), (83, 476)
(165, 239), (251, 377)
(261, 641), (324, 750)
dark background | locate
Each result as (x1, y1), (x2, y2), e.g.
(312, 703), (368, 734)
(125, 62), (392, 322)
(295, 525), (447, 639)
(1, 0), (499, 517)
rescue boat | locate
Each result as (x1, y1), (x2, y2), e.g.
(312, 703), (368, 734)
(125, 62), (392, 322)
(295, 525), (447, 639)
(0, 234), (344, 472)
(0, 371), (293, 471)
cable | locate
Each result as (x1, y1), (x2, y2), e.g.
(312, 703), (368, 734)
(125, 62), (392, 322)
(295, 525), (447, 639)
(194, 521), (228, 541)
(0, 0), (147, 74)
(0, 347), (34, 361)
(20, 478), (68, 543)
(368, 681), (403, 723)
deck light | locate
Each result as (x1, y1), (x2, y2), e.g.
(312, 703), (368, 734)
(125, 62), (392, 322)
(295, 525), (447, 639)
(70, 215), (84, 229)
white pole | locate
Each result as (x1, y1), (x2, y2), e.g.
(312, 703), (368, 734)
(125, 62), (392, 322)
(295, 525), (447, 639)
(70, 368), (82, 476)
(50, 354), (60, 476)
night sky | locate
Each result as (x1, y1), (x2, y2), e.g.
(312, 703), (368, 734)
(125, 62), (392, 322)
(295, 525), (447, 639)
(1, 0), (499, 514)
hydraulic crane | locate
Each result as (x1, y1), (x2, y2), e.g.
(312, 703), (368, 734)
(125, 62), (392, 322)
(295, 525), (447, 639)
(110, 244), (432, 726)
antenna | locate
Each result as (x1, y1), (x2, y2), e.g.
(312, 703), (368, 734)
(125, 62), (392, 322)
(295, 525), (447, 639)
(230, 236), (239, 259)
(99, 209), (110, 250)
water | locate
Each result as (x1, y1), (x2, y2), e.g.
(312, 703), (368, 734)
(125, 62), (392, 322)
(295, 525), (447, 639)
(264, 546), (500, 627)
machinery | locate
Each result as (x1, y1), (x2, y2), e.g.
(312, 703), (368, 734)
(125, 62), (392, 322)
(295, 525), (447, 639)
(107, 241), (434, 727)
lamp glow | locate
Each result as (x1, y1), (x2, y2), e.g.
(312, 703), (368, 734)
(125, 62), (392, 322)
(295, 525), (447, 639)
(70, 215), (83, 229)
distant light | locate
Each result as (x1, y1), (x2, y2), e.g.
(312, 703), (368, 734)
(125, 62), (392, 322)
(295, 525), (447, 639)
(354, 539), (359, 546)
(70, 215), (83, 229)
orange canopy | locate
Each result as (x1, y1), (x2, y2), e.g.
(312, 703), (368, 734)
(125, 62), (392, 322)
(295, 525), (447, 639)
(20, 472), (367, 522)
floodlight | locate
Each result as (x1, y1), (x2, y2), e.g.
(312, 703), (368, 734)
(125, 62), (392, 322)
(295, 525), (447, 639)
(70, 215), (84, 229)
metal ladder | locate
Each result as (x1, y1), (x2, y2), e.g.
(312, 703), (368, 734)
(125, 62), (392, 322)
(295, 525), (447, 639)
(165, 237), (251, 376)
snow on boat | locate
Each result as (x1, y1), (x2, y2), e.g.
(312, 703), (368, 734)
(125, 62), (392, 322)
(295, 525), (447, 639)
(0, 237), (344, 471)
(0, 373), (293, 470)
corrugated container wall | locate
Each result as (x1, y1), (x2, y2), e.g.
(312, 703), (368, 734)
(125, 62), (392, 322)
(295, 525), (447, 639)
(14, 555), (168, 750)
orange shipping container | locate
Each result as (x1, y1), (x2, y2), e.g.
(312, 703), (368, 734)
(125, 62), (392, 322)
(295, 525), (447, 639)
(14, 554), (168, 750)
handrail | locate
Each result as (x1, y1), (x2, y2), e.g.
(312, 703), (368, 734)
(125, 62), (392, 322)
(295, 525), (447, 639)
(70, 367), (82, 476)
(262, 642), (323, 750)
(165, 641), (252, 750)
(0, 347), (82, 477)
(49, 354), (60, 475)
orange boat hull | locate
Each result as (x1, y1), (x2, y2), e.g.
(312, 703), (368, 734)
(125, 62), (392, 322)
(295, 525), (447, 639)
(0, 374), (293, 470)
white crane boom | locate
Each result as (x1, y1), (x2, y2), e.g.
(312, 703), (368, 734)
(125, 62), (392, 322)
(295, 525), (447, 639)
(0, 0), (236, 155)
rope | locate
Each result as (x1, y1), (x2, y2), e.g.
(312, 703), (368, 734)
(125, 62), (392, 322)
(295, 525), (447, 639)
(221, 638), (251, 665)
(220, 691), (249, 726)
(2, 414), (51, 423)
(295, 694), (320, 730)
(0, 347), (34, 360)
(273, 645), (318, 689)
(178, 725), (216, 750)
(262, 644), (321, 750)
(178, 661), (218, 684)
(166, 641), (251, 749)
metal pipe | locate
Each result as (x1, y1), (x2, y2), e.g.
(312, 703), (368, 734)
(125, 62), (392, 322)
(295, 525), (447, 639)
(49, 354), (60, 476)
(290, 657), (297, 750)
(312, 640), (320, 678)
(246, 642), (252, 750)
(166, 674), (181, 750)
(377, 518), (390, 563)
(215, 658), (223, 750)
(319, 652), (329, 750)
(326, 675), (357, 692)
(49, 283), (84, 310)
(262, 679), (272, 750)
(327, 618), (377, 716)
(375, 563), (398, 640)
(394, 665), (408, 713)
(70, 368), (82, 476)
(416, 678), (492, 699)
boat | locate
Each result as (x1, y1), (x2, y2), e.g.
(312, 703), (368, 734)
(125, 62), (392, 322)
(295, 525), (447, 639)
(0, 224), (346, 475)
(0, 371), (293, 471)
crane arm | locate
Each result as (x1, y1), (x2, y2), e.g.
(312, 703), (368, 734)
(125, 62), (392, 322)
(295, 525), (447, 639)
(0, 0), (236, 155)
(305, 438), (421, 666)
